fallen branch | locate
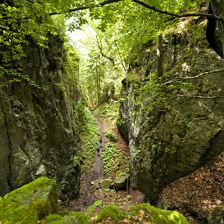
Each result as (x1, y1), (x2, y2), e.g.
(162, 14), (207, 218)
(181, 69), (224, 80)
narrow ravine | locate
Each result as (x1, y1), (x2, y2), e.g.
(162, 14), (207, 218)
(69, 109), (144, 212)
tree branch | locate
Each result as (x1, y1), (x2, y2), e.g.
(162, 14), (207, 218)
(96, 35), (115, 66)
(132, 0), (224, 21)
(50, 0), (123, 16)
(181, 69), (224, 80)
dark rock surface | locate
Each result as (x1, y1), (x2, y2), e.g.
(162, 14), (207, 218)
(0, 36), (81, 201)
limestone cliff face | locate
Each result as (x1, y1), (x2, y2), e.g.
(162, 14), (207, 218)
(118, 20), (224, 203)
(0, 36), (80, 201)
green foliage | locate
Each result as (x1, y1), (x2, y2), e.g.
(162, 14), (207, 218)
(102, 142), (128, 177)
(78, 107), (99, 170)
(46, 214), (64, 224)
(102, 142), (117, 176)
(96, 101), (120, 122)
(96, 205), (127, 222)
(46, 212), (89, 224)
(64, 43), (79, 89)
(64, 212), (89, 224)
(85, 200), (103, 217)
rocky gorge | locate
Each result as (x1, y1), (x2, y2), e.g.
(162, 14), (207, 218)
(0, 0), (224, 223)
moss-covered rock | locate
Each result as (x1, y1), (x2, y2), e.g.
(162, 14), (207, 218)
(100, 179), (112, 190)
(0, 36), (81, 201)
(96, 205), (127, 222)
(117, 18), (224, 203)
(105, 131), (118, 142)
(46, 212), (89, 224)
(129, 203), (188, 224)
(0, 177), (58, 224)
(0, 178), (189, 224)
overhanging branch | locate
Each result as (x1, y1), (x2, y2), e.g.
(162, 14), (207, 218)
(50, 0), (123, 16)
(96, 35), (115, 66)
(132, 0), (224, 21)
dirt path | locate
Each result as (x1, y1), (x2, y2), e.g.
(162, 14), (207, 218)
(69, 112), (144, 211)
(68, 114), (105, 210)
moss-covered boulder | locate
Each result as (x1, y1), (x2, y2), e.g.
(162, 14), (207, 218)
(0, 177), (58, 224)
(105, 131), (118, 142)
(93, 203), (188, 223)
(46, 212), (89, 224)
(96, 205), (127, 222)
(129, 203), (188, 224)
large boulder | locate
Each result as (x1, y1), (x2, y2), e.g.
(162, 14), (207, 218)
(0, 177), (58, 224)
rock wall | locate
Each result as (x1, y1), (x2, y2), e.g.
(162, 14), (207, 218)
(118, 19), (224, 203)
(207, 0), (224, 57)
(0, 36), (81, 201)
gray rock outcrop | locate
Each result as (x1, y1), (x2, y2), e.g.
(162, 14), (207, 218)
(0, 36), (81, 201)
(118, 19), (224, 203)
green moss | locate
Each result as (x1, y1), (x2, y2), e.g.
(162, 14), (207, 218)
(46, 212), (89, 224)
(79, 107), (99, 170)
(0, 177), (58, 224)
(65, 211), (89, 224)
(46, 214), (64, 224)
(129, 203), (189, 224)
(105, 131), (118, 142)
(96, 205), (127, 222)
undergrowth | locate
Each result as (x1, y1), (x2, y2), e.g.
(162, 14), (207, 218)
(73, 103), (99, 171)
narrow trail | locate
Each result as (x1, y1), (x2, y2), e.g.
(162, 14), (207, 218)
(69, 111), (144, 212)
(68, 114), (106, 211)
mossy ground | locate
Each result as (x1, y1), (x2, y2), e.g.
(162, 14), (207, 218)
(78, 106), (99, 171)
(96, 102), (129, 179)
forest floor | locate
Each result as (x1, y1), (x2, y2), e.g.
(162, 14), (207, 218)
(68, 103), (144, 213)
(158, 152), (224, 224)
